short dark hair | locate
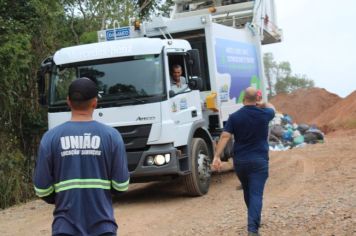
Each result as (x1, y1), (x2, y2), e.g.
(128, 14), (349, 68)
(172, 64), (182, 71)
(70, 98), (95, 110)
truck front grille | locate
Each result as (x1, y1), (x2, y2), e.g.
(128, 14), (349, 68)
(115, 124), (152, 151)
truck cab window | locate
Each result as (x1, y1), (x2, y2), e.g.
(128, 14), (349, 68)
(50, 54), (165, 107)
(168, 55), (189, 94)
(51, 67), (76, 105)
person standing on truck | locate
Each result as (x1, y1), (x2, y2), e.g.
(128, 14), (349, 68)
(212, 87), (275, 236)
(170, 64), (188, 93)
(33, 77), (130, 236)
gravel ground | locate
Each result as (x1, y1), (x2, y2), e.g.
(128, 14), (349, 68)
(0, 130), (355, 236)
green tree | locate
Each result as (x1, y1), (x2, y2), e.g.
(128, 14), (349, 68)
(275, 74), (315, 94)
(0, 0), (67, 208)
(61, 0), (175, 44)
(263, 52), (314, 95)
(263, 52), (276, 97)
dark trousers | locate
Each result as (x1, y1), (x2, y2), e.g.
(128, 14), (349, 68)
(235, 159), (269, 233)
(54, 233), (116, 236)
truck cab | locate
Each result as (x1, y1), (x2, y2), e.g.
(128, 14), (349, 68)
(40, 36), (213, 196)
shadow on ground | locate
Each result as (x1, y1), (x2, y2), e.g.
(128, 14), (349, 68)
(113, 168), (235, 204)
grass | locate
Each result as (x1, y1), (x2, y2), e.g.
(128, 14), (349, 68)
(0, 149), (35, 209)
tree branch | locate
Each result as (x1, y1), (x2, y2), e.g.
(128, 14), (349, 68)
(69, 9), (80, 44)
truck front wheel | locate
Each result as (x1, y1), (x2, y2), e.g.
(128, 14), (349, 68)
(183, 138), (212, 196)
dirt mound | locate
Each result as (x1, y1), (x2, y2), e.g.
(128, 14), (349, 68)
(312, 91), (356, 132)
(269, 88), (341, 124)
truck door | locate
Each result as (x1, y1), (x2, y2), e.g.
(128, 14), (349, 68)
(167, 53), (202, 146)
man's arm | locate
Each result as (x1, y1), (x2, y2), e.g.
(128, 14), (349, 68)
(111, 131), (130, 195)
(212, 131), (232, 171)
(33, 141), (56, 204)
(264, 102), (276, 111)
(256, 102), (276, 111)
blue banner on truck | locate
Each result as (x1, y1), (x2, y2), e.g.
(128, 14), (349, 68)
(215, 38), (261, 103)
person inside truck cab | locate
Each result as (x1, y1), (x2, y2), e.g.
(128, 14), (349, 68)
(170, 64), (189, 93)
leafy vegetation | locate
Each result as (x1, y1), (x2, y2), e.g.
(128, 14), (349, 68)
(264, 52), (314, 97)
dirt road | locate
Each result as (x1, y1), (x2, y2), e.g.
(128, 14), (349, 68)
(1, 130), (355, 235)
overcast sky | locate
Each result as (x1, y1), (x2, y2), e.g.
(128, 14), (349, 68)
(263, 0), (356, 97)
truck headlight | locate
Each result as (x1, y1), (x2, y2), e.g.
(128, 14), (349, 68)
(145, 153), (171, 166)
(164, 154), (171, 163)
(146, 156), (154, 166)
(154, 154), (165, 166)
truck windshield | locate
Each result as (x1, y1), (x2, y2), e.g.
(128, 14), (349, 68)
(50, 54), (165, 106)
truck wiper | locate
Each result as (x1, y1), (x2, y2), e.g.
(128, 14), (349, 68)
(98, 94), (164, 107)
(130, 94), (165, 103)
(112, 98), (143, 106)
(108, 95), (145, 105)
(136, 94), (165, 100)
(131, 97), (145, 103)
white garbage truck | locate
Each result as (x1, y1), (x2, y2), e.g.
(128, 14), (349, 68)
(38, 0), (282, 196)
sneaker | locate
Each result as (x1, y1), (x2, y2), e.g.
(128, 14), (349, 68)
(248, 232), (260, 236)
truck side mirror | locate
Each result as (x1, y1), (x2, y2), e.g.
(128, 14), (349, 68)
(37, 71), (47, 106)
(188, 77), (203, 90)
(37, 56), (53, 106)
(185, 49), (203, 90)
(186, 49), (202, 79)
(169, 90), (176, 98)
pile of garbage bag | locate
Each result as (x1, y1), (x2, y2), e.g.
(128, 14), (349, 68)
(269, 113), (324, 151)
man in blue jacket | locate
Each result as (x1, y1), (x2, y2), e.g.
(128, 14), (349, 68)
(213, 87), (275, 236)
(33, 77), (130, 236)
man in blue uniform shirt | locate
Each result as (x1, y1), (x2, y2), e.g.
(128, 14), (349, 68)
(33, 77), (130, 236)
(213, 87), (275, 236)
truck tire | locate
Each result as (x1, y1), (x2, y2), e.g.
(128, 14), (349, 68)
(183, 138), (212, 196)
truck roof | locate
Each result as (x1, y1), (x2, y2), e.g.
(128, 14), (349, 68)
(53, 37), (191, 65)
